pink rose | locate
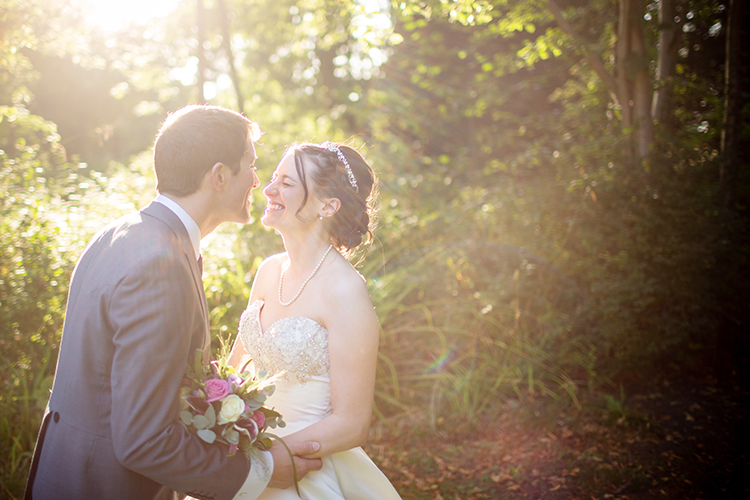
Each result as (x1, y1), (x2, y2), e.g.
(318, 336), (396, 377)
(250, 410), (266, 429)
(204, 378), (229, 402)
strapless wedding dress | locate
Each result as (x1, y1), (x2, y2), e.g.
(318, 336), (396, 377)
(237, 300), (401, 500)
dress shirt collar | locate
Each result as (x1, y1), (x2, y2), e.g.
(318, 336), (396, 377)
(154, 193), (201, 260)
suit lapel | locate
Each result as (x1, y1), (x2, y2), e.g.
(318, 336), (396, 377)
(141, 202), (211, 363)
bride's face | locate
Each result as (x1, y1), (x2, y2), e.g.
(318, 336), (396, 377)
(261, 152), (319, 230)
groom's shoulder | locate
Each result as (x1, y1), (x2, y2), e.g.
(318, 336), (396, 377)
(101, 201), (174, 231)
(97, 209), (172, 242)
(85, 208), (181, 261)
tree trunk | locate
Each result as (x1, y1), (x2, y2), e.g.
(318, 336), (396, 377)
(629, 3), (654, 160)
(616, 0), (653, 161)
(548, 0), (655, 161)
(616, 0), (633, 134)
(652, 0), (679, 130)
(217, 0), (245, 113)
(196, 0), (207, 102)
(721, 0), (746, 210)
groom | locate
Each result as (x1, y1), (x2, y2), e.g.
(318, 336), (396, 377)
(24, 105), (322, 500)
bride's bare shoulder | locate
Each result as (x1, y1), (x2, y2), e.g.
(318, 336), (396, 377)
(327, 258), (371, 303)
(250, 252), (287, 301)
(256, 252), (287, 275)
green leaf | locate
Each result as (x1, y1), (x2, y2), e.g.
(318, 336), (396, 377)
(179, 410), (193, 426)
(260, 407), (281, 418)
(193, 414), (210, 430)
(197, 429), (216, 444)
(205, 404), (216, 427)
(244, 399), (262, 411)
(257, 435), (273, 451)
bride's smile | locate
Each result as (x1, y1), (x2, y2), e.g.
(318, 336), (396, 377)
(261, 153), (322, 229)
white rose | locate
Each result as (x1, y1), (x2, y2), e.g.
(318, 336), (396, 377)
(217, 394), (245, 424)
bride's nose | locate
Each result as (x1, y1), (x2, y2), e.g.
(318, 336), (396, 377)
(263, 180), (276, 197)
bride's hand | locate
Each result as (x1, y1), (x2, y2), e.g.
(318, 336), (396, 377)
(267, 440), (323, 489)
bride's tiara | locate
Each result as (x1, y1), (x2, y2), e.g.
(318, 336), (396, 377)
(321, 141), (359, 192)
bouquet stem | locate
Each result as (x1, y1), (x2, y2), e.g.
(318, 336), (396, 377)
(265, 434), (301, 497)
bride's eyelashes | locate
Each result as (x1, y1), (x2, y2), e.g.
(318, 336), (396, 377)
(269, 172), (296, 188)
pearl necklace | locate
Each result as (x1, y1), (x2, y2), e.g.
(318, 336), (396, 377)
(278, 244), (334, 307)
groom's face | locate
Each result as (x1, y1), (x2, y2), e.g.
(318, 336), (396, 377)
(225, 139), (260, 223)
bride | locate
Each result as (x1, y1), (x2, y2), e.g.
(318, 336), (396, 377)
(227, 142), (401, 499)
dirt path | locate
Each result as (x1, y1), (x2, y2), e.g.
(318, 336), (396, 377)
(363, 377), (750, 499)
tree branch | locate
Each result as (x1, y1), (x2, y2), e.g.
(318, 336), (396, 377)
(546, 0), (620, 105)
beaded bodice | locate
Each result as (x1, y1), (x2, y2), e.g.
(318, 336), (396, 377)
(238, 300), (330, 383)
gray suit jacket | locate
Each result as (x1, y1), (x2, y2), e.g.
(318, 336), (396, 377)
(25, 202), (250, 500)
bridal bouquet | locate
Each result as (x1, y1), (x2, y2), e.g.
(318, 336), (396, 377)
(178, 349), (286, 458)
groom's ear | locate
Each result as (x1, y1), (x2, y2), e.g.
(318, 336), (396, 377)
(207, 162), (229, 191)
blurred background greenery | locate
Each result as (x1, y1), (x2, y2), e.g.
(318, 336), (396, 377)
(1, 0), (748, 496)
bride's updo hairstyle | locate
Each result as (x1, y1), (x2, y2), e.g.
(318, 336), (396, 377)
(291, 142), (377, 255)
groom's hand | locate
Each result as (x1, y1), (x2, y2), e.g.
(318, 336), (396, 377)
(267, 441), (323, 489)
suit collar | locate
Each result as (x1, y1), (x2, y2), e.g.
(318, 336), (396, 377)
(154, 194), (201, 260)
(142, 201), (194, 260)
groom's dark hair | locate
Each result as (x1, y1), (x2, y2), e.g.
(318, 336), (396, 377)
(153, 105), (262, 197)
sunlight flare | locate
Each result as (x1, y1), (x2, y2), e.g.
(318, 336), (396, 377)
(82, 0), (181, 32)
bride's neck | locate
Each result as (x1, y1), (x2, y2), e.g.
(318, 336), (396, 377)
(281, 232), (333, 274)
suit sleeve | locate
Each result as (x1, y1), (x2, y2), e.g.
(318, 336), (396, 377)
(108, 250), (252, 499)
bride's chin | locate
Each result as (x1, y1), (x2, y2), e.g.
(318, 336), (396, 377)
(260, 214), (279, 229)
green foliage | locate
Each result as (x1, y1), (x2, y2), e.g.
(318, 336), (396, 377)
(359, 0), (749, 425)
(0, 109), (68, 493)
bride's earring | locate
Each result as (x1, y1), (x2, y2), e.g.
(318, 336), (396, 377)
(319, 215), (323, 220)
